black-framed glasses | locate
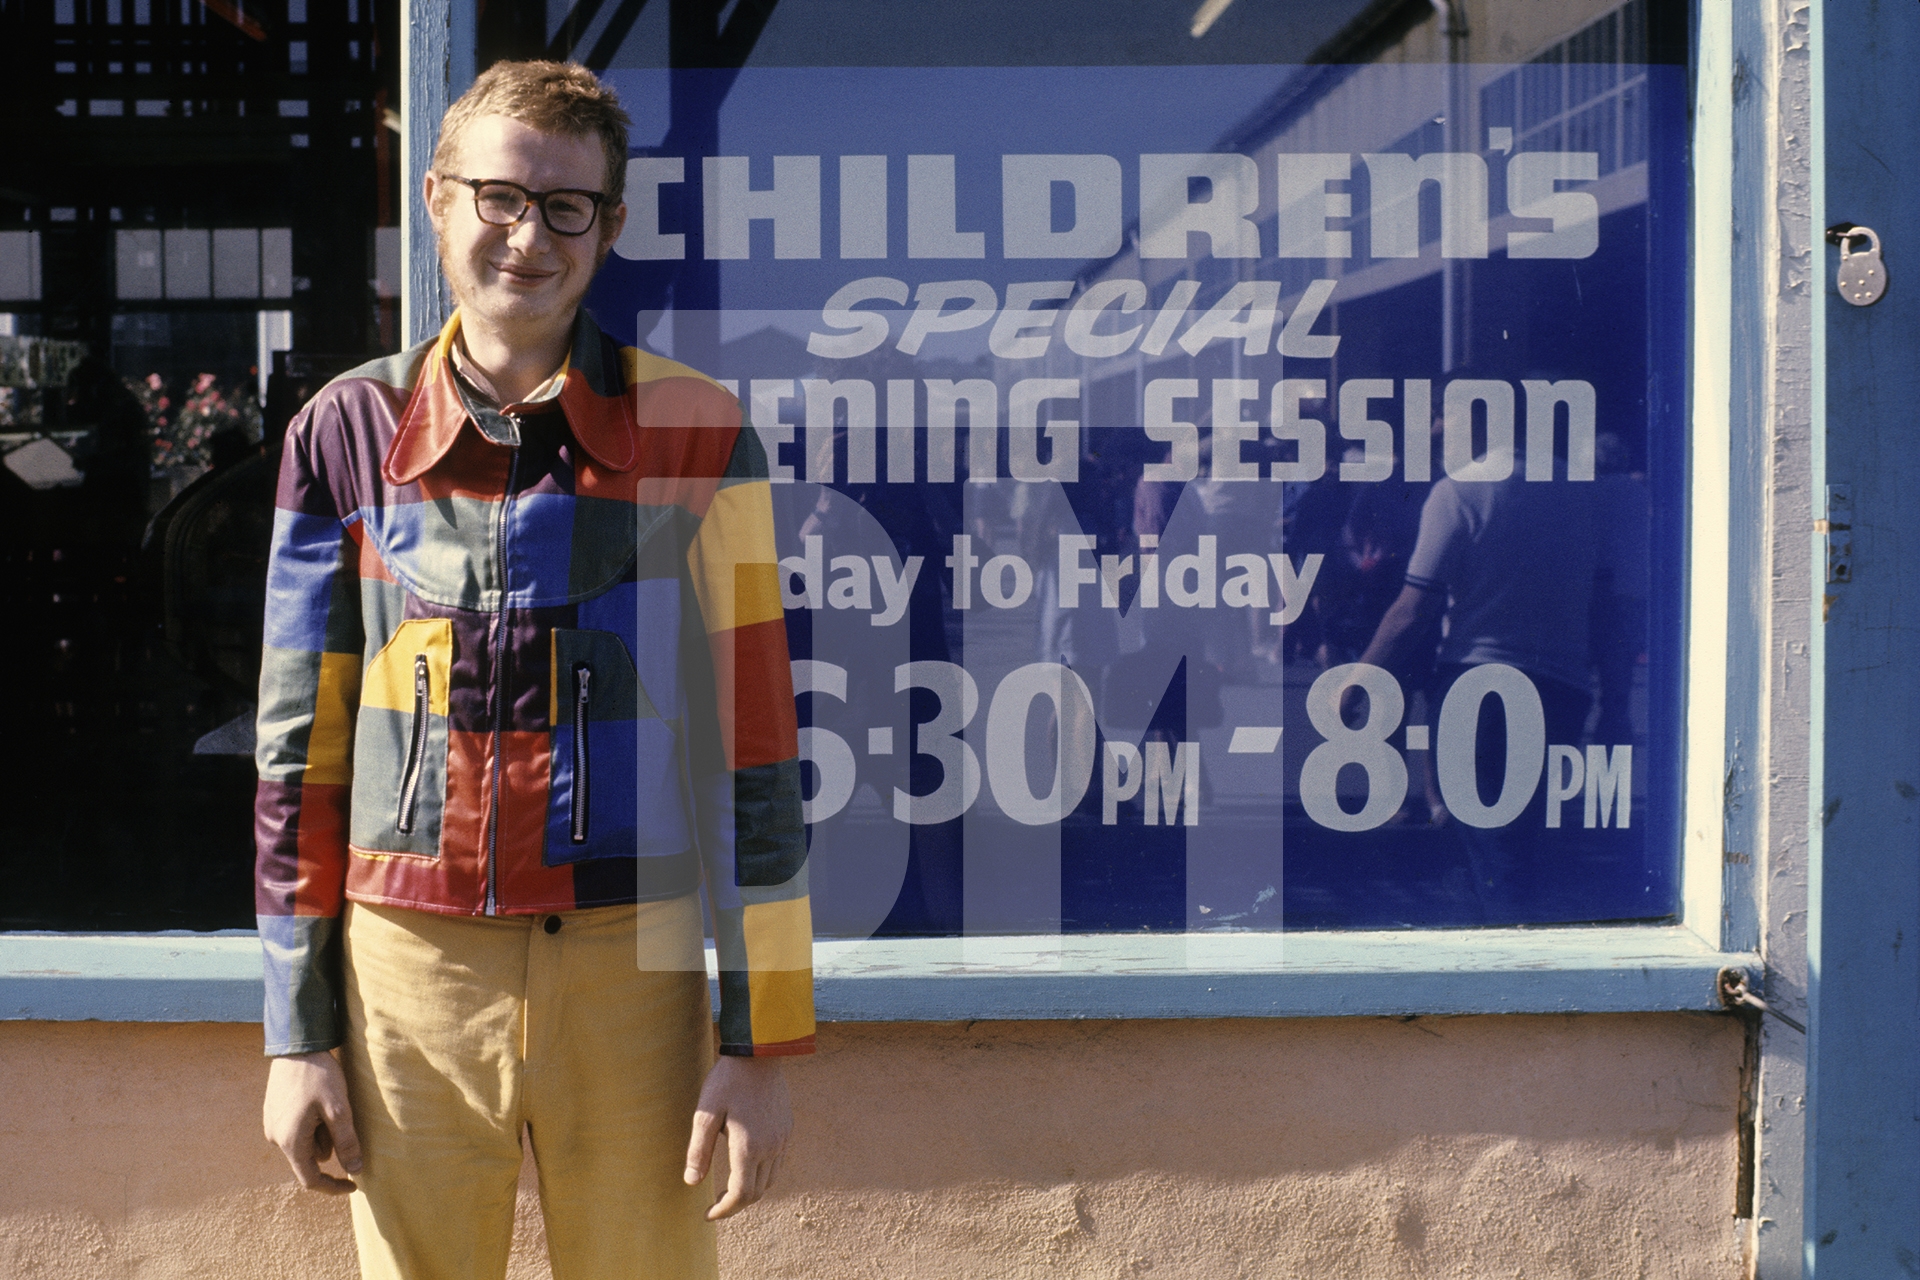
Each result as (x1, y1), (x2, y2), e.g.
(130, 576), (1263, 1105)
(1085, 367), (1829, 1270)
(442, 175), (608, 237)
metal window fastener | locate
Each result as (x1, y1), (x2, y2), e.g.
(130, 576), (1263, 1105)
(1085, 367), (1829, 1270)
(1827, 222), (1887, 307)
(1718, 969), (1806, 1034)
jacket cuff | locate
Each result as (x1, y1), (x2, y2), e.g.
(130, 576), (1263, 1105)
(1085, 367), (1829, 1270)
(259, 914), (344, 1058)
(717, 1034), (817, 1058)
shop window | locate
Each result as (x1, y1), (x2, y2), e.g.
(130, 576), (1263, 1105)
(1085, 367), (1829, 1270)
(577, 0), (1688, 939)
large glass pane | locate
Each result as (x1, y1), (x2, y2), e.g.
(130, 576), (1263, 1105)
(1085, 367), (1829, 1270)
(587, 0), (1687, 935)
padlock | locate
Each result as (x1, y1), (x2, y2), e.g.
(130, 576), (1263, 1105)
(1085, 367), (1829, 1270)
(1836, 226), (1887, 307)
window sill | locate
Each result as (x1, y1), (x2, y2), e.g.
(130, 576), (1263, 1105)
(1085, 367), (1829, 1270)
(2, 926), (1752, 1024)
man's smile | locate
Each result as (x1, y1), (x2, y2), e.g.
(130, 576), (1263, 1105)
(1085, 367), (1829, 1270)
(490, 258), (556, 284)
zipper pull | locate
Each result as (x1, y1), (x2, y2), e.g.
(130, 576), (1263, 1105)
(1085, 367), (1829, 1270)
(397, 654), (431, 836)
(570, 662), (593, 844)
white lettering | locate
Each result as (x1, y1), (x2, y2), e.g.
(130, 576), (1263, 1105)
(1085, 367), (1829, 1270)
(1211, 379), (1261, 480)
(703, 154), (821, 260)
(1269, 379), (1328, 483)
(1403, 379), (1433, 481)
(1063, 278), (1147, 358)
(749, 378), (797, 482)
(986, 663), (1097, 825)
(1008, 378), (1080, 482)
(1522, 379), (1596, 481)
(1362, 152), (1490, 259)
(1443, 379), (1516, 482)
(1177, 280), (1280, 356)
(1275, 154), (1352, 259)
(779, 533), (823, 609)
(807, 276), (906, 359)
(1507, 152), (1600, 259)
(1143, 378), (1201, 482)
(897, 279), (997, 356)
(839, 154), (888, 259)
(988, 280), (1074, 360)
(614, 156), (684, 260)
(1138, 280), (1201, 356)
(1057, 534), (1098, 608)
(1140, 153), (1261, 259)
(1002, 154), (1123, 259)
(1585, 744), (1631, 828)
(1276, 278), (1340, 358)
(802, 378), (876, 483)
(870, 555), (922, 627)
(1222, 553), (1269, 609)
(946, 534), (980, 610)
(1166, 534), (1217, 609)
(1268, 553), (1323, 626)
(1338, 378), (1396, 482)
(1545, 744), (1584, 828)
(1143, 740), (1200, 826)
(925, 378), (998, 482)
(886, 378), (916, 482)
(827, 554), (873, 611)
(908, 154), (986, 258)
(981, 554), (1034, 609)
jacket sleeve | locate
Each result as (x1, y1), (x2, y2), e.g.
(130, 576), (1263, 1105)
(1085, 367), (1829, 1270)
(684, 417), (814, 1057)
(254, 405), (364, 1056)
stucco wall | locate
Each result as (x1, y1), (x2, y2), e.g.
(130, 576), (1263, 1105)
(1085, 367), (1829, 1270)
(0, 1013), (1745, 1278)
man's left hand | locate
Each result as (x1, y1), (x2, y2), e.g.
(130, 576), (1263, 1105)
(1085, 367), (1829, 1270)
(683, 1055), (792, 1220)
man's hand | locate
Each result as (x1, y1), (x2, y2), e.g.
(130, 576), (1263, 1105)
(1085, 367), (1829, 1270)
(683, 1055), (792, 1221)
(263, 1050), (362, 1194)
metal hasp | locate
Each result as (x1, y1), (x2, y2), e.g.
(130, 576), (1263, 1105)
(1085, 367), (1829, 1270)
(1826, 223), (1887, 306)
(1817, 484), (1851, 585)
(1718, 968), (1807, 1035)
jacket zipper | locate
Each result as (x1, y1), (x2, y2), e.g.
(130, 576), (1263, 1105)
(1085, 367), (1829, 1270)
(395, 654), (429, 834)
(570, 662), (592, 843)
(485, 438), (520, 915)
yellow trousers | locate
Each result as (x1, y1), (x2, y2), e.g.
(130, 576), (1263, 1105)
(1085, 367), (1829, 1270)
(341, 897), (719, 1280)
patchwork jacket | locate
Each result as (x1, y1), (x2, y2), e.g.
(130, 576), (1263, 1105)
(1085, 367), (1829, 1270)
(254, 309), (812, 1058)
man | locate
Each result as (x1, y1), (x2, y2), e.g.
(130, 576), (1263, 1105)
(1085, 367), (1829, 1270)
(256, 61), (811, 1278)
(1348, 429), (1606, 913)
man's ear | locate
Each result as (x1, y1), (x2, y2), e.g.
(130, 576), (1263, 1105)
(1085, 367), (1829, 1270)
(600, 201), (628, 253)
(422, 170), (445, 235)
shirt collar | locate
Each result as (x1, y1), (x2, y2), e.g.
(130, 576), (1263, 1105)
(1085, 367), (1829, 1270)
(447, 337), (566, 447)
(382, 308), (639, 485)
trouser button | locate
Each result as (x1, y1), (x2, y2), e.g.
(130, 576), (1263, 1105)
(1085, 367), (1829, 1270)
(544, 915), (563, 934)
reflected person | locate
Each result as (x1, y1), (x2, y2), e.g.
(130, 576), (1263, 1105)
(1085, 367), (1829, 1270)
(1349, 423), (1610, 916)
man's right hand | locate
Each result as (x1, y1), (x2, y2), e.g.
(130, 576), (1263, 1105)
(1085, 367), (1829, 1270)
(263, 1050), (363, 1194)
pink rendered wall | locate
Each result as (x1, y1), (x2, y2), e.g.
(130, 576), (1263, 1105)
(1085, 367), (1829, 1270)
(0, 1013), (1745, 1278)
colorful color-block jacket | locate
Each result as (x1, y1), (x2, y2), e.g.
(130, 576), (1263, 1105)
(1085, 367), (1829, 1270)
(254, 309), (812, 1058)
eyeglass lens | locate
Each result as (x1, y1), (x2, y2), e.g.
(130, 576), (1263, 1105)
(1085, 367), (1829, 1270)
(473, 183), (598, 235)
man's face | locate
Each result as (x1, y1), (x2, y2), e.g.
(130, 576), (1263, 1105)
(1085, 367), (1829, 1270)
(426, 114), (626, 337)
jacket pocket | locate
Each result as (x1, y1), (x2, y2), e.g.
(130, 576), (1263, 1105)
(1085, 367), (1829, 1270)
(350, 618), (454, 857)
(546, 627), (690, 864)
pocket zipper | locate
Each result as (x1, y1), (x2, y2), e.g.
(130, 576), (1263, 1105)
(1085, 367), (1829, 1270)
(396, 654), (429, 834)
(570, 662), (592, 843)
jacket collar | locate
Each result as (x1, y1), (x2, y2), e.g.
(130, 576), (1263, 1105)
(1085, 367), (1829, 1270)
(383, 308), (638, 485)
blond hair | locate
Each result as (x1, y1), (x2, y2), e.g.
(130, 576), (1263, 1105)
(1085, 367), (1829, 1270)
(432, 60), (630, 204)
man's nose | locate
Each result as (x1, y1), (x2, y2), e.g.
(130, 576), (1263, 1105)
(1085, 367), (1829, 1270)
(507, 209), (550, 252)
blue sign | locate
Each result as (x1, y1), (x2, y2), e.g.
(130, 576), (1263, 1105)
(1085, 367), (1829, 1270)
(591, 57), (1687, 938)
